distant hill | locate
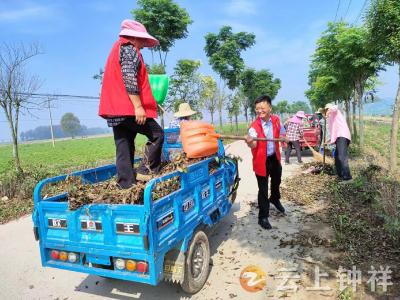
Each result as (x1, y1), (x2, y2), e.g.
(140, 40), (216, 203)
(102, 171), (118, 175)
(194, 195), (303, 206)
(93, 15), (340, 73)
(364, 98), (394, 116)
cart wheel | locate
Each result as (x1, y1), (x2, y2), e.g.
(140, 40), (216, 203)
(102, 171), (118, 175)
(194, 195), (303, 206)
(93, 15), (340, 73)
(181, 230), (210, 294)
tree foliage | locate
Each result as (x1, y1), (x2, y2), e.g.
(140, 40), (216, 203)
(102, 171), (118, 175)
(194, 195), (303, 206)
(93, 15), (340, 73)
(273, 100), (289, 114)
(132, 0), (192, 67)
(366, 0), (400, 171)
(226, 91), (241, 131)
(287, 101), (312, 114)
(240, 67), (281, 116)
(199, 75), (217, 124)
(165, 59), (202, 112)
(306, 22), (381, 145)
(204, 26), (255, 90)
(147, 63), (166, 74)
(61, 113), (81, 138)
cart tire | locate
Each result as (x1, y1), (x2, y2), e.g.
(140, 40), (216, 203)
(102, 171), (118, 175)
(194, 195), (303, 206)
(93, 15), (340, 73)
(181, 230), (210, 294)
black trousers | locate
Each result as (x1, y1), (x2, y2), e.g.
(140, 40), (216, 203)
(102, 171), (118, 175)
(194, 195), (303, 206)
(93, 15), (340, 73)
(112, 117), (164, 188)
(335, 137), (352, 180)
(285, 140), (302, 163)
(256, 154), (282, 219)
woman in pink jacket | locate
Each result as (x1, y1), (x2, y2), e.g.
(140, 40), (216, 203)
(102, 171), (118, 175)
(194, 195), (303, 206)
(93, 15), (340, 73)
(325, 103), (352, 183)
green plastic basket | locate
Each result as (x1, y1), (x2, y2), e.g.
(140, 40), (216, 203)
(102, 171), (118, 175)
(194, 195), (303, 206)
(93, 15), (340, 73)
(148, 74), (169, 105)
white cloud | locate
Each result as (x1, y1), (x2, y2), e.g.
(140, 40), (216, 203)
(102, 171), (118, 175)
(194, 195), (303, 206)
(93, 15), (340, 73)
(0, 5), (52, 22)
(226, 0), (257, 16)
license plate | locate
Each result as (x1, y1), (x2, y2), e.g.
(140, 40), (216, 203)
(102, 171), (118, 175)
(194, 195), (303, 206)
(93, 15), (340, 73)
(157, 212), (174, 230)
(216, 180), (222, 191)
(48, 218), (67, 229)
(116, 223), (140, 234)
(81, 220), (102, 231)
(182, 198), (194, 212)
(201, 186), (210, 199)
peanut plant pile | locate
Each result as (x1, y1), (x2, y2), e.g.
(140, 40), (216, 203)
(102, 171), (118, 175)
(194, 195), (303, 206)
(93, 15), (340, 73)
(43, 152), (212, 210)
(65, 152), (208, 210)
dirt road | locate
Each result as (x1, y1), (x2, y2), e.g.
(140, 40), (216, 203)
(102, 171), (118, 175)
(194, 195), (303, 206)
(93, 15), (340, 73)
(0, 141), (338, 300)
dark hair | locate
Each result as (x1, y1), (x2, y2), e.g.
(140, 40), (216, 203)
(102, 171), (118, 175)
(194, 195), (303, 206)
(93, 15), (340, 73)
(254, 95), (272, 105)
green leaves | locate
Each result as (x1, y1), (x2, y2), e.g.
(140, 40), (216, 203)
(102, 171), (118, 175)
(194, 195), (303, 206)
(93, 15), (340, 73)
(60, 113), (81, 138)
(165, 59), (202, 113)
(306, 22), (381, 108)
(366, 0), (400, 64)
(240, 67), (281, 114)
(204, 26), (255, 90)
(132, 0), (193, 66)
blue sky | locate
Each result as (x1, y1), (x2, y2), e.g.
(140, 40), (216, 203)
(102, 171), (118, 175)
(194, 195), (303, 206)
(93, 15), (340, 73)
(0, 0), (398, 142)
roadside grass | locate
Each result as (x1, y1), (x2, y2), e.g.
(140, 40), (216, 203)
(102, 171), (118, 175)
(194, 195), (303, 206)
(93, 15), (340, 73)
(364, 121), (400, 167)
(218, 122), (249, 136)
(327, 163), (400, 297)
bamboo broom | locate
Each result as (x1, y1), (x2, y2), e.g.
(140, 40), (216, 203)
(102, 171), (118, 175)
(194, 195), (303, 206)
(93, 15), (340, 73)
(302, 138), (334, 165)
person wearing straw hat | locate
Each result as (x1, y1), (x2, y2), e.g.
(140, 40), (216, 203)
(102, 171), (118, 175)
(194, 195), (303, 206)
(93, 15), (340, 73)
(284, 111), (306, 165)
(245, 95), (285, 230)
(169, 102), (198, 128)
(325, 103), (352, 183)
(98, 19), (164, 188)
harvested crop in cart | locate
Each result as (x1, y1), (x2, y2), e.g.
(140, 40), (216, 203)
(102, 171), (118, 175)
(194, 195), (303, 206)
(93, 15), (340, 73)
(43, 152), (217, 210)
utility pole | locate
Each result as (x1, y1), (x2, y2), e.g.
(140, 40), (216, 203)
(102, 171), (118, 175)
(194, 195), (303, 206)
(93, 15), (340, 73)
(47, 97), (55, 147)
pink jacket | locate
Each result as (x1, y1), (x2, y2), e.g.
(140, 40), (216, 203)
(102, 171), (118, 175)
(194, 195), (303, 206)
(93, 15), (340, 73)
(327, 105), (351, 143)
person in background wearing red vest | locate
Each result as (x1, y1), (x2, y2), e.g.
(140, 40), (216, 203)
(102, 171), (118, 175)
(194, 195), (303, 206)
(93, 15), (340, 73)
(99, 20), (164, 188)
(245, 95), (285, 230)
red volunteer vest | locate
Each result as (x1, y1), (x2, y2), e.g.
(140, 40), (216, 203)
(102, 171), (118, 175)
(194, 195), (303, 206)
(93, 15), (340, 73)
(250, 115), (281, 176)
(98, 37), (157, 119)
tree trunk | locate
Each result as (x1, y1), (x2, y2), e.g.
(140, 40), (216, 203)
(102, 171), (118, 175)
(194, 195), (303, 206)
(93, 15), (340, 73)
(9, 120), (23, 174)
(163, 52), (168, 69)
(389, 65), (400, 172)
(4, 104), (23, 174)
(158, 50), (163, 66)
(235, 114), (239, 133)
(244, 105), (248, 122)
(345, 99), (352, 136)
(354, 80), (365, 147)
(160, 110), (164, 129)
(352, 100), (358, 143)
(210, 110), (214, 125)
(219, 108), (223, 129)
(349, 99), (353, 137)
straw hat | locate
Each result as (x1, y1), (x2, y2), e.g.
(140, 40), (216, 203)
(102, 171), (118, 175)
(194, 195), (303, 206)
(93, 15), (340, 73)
(119, 20), (159, 48)
(325, 103), (335, 110)
(174, 103), (197, 118)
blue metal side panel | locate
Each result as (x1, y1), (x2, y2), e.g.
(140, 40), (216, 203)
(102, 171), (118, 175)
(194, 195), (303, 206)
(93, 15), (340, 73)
(162, 128), (183, 160)
(32, 138), (238, 287)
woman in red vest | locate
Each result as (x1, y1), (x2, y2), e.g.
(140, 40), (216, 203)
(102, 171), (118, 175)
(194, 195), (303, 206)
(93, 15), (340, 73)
(245, 95), (285, 230)
(99, 20), (164, 188)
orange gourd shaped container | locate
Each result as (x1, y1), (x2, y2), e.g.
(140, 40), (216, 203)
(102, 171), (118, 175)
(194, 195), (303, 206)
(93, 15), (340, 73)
(180, 121), (219, 158)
